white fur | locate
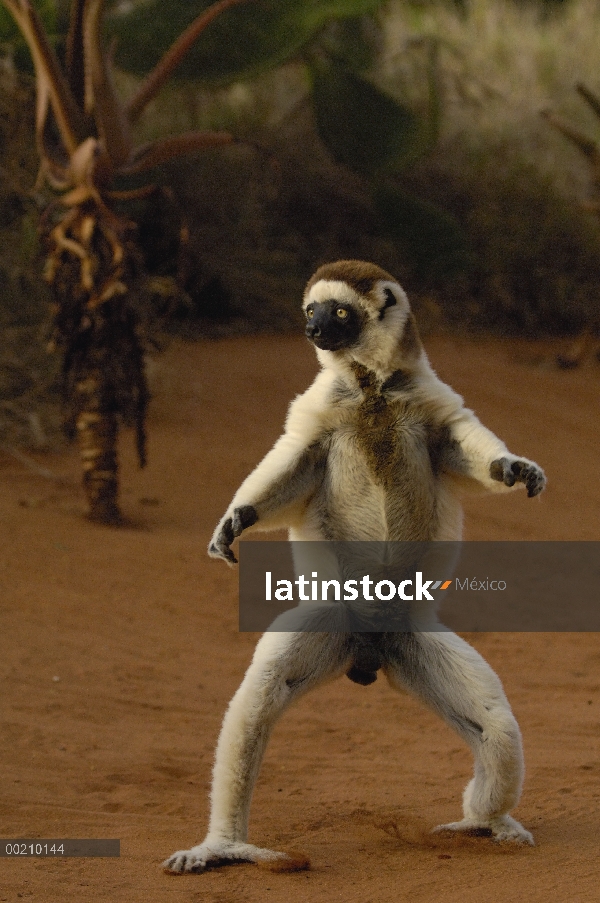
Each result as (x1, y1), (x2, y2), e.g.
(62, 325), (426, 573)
(164, 265), (543, 874)
(306, 279), (364, 309)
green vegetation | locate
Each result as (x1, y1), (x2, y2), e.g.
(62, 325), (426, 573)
(1, 0), (600, 466)
(105, 0), (600, 336)
(0, 70), (60, 450)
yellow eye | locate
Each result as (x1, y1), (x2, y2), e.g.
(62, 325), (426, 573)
(306, 306), (314, 319)
(336, 307), (349, 319)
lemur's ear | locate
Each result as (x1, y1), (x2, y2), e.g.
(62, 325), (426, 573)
(379, 287), (397, 320)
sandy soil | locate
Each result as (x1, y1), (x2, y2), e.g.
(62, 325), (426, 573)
(0, 334), (599, 903)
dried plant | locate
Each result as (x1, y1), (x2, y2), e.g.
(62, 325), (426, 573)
(2, 0), (247, 522)
(3, 0), (248, 523)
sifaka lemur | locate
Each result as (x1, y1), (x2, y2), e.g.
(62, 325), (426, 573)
(164, 260), (545, 874)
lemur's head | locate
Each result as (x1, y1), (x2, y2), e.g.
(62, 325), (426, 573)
(302, 260), (423, 376)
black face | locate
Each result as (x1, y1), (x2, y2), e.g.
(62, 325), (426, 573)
(304, 299), (362, 351)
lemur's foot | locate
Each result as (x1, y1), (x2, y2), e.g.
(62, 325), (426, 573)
(433, 815), (534, 845)
(163, 839), (309, 874)
(490, 457), (546, 497)
(208, 505), (258, 564)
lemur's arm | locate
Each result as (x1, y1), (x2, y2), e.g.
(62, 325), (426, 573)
(418, 369), (546, 496)
(445, 406), (546, 496)
(209, 373), (331, 564)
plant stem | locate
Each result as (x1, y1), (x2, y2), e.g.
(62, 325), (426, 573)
(75, 368), (121, 524)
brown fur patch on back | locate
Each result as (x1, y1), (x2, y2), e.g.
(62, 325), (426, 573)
(305, 260), (397, 298)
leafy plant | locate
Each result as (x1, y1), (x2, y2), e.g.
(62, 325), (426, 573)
(1, 0), (249, 522)
(108, 0), (384, 87)
(306, 34), (468, 281)
(109, 1), (467, 283)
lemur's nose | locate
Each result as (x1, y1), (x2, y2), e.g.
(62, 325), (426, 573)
(306, 323), (321, 338)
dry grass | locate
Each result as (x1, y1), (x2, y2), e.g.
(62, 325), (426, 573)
(379, 0), (600, 202)
(371, 0), (600, 334)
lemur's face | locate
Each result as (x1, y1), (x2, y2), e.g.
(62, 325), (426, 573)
(304, 290), (364, 351)
(302, 260), (411, 357)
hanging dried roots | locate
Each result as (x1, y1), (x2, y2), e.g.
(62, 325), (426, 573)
(44, 199), (148, 524)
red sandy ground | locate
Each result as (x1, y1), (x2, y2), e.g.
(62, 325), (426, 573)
(0, 335), (599, 903)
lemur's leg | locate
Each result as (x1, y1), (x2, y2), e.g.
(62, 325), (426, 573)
(383, 630), (533, 844)
(163, 630), (351, 873)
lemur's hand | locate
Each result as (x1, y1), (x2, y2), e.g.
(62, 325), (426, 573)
(490, 457), (546, 498)
(208, 505), (258, 564)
